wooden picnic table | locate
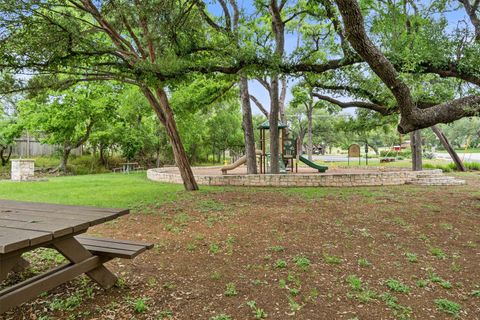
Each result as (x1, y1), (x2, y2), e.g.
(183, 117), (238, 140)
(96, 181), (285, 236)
(0, 199), (151, 314)
(120, 162), (138, 173)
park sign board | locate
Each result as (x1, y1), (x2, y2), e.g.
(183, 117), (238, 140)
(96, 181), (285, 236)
(348, 144), (360, 157)
(348, 144), (361, 165)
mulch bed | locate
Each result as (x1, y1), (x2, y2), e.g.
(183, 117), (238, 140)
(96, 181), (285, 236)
(3, 173), (480, 319)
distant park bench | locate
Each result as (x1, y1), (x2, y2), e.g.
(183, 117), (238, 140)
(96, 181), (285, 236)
(380, 157), (396, 163)
(112, 162), (145, 173)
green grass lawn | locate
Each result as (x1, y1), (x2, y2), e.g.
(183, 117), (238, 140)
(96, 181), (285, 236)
(437, 148), (480, 154)
(0, 172), (188, 209)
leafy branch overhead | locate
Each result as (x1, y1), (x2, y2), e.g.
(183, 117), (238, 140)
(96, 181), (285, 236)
(0, 0), (479, 188)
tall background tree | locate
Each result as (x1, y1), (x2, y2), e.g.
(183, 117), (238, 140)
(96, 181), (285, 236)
(18, 83), (118, 173)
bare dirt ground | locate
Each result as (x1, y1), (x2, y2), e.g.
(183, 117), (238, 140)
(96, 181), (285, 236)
(3, 173), (480, 320)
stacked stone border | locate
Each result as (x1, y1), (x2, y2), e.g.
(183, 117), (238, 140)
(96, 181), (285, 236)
(11, 159), (35, 181)
(147, 167), (464, 187)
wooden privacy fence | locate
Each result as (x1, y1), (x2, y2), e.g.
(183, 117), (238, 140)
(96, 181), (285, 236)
(11, 134), (82, 158)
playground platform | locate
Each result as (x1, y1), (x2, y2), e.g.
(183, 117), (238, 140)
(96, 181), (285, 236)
(147, 166), (465, 187)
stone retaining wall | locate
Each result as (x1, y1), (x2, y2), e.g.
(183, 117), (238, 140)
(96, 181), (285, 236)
(147, 167), (446, 187)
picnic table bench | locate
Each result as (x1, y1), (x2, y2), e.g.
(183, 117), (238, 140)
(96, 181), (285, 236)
(0, 200), (153, 314)
(380, 157), (396, 163)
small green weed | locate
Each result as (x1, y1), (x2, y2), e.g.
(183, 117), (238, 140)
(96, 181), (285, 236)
(434, 298), (461, 316)
(131, 297), (149, 313)
(380, 293), (413, 319)
(405, 252), (418, 263)
(358, 258), (371, 267)
(158, 310), (174, 319)
(392, 216), (408, 227)
(347, 289), (377, 303)
(429, 274), (452, 289)
(416, 279), (429, 288)
(324, 254), (342, 265)
(275, 259), (287, 269)
(269, 245), (285, 252)
(293, 255), (311, 270)
(246, 300), (267, 319)
(224, 282), (238, 297)
(471, 289), (480, 297)
(49, 295), (82, 312)
(209, 243), (221, 254)
(440, 223), (453, 230)
(385, 279), (410, 293)
(347, 275), (363, 291)
(211, 271), (221, 280)
(430, 247), (447, 259)
(162, 282), (176, 290)
(287, 296), (302, 314)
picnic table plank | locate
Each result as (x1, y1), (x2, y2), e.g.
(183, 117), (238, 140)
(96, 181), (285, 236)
(0, 206), (121, 221)
(0, 200), (129, 254)
(75, 237), (147, 252)
(0, 214), (90, 232)
(0, 219), (84, 239)
(0, 209), (107, 225)
(0, 200), (128, 217)
(0, 200), (129, 233)
(0, 227), (52, 254)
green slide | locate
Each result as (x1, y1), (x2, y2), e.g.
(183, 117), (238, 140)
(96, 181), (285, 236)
(299, 155), (328, 173)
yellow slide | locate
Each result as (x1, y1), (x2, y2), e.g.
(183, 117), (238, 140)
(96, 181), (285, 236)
(221, 150), (262, 174)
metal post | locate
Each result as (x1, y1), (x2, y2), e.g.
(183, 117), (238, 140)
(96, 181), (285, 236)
(365, 144), (368, 165)
(26, 131), (30, 158)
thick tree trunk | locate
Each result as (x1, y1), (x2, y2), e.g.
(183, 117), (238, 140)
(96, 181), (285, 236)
(156, 146), (161, 168)
(156, 90), (198, 190)
(0, 146), (12, 166)
(268, 0), (285, 174)
(99, 146), (107, 167)
(142, 87), (198, 190)
(279, 77), (287, 124)
(410, 130), (422, 171)
(239, 76), (258, 174)
(297, 128), (306, 156)
(307, 103), (313, 161)
(269, 75), (280, 174)
(459, 0), (480, 41)
(59, 147), (71, 174)
(431, 125), (466, 171)
(165, 115), (198, 190)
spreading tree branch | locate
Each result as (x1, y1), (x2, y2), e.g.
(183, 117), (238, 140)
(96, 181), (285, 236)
(458, 0), (480, 41)
(311, 93), (395, 115)
(335, 0), (480, 133)
(249, 94), (269, 117)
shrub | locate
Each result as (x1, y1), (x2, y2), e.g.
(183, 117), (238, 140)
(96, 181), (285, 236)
(423, 163), (436, 169)
(425, 161), (480, 172)
(465, 161), (480, 171)
(423, 151), (435, 159)
(381, 150), (411, 158)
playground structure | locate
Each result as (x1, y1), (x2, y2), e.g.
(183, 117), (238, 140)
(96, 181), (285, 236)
(221, 150), (263, 174)
(221, 121), (328, 174)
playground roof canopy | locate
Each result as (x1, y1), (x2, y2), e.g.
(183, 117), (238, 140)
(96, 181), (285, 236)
(258, 121), (288, 129)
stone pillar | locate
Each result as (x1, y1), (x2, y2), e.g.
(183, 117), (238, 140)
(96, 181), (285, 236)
(11, 159), (35, 181)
